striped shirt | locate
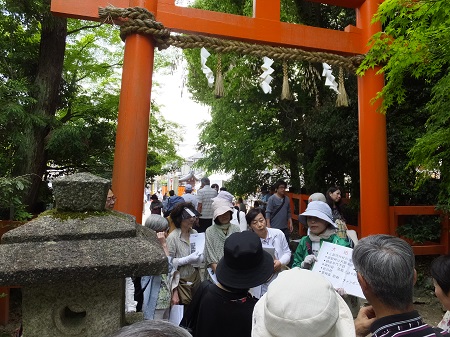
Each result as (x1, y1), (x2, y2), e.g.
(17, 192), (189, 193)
(197, 185), (217, 219)
(371, 311), (448, 337)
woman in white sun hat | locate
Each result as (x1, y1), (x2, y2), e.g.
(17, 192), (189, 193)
(292, 201), (362, 318)
(292, 201), (349, 269)
(203, 204), (240, 281)
(252, 268), (355, 337)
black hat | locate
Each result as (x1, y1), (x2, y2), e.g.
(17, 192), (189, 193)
(216, 231), (274, 289)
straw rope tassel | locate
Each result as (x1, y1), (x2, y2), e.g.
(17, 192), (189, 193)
(336, 67), (349, 107)
(281, 61), (292, 100)
(215, 54), (224, 98)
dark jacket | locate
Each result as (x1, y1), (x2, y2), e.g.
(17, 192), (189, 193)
(150, 200), (163, 215)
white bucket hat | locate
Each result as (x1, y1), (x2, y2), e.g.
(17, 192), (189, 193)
(212, 191), (234, 209)
(252, 268), (355, 337)
(213, 205), (233, 221)
(299, 201), (337, 228)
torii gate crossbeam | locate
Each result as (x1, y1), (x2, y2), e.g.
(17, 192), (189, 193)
(51, 0), (389, 237)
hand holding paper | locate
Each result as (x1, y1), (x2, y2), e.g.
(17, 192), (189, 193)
(301, 254), (317, 269)
(335, 287), (347, 297)
(178, 251), (202, 266)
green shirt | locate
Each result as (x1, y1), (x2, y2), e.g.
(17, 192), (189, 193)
(292, 234), (350, 269)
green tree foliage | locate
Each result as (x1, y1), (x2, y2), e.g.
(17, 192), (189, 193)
(0, 1), (182, 215)
(45, 19), (124, 179)
(187, 0), (360, 196)
(0, 176), (33, 220)
(358, 0), (448, 208)
(1, 0), (66, 211)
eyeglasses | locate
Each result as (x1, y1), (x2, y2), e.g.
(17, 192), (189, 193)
(106, 196), (117, 202)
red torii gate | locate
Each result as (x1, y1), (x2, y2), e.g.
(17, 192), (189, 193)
(51, 0), (388, 236)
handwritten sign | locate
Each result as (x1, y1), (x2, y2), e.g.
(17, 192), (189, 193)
(312, 241), (365, 299)
(190, 233), (205, 267)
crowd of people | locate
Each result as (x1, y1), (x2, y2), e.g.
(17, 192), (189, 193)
(108, 182), (450, 337)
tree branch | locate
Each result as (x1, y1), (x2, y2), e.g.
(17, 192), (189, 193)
(67, 23), (104, 35)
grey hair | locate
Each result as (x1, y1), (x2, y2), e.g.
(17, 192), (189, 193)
(201, 177), (210, 185)
(106, 320), (192, 337)
(352, 234), (415, 311)
(144, 214), (169, 232)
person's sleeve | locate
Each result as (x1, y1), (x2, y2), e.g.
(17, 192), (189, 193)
(197, 189), (203, 203)
(167, 234), (184, 269)
(277, 234), (292, 265)
(265, 197), (273, 218)
(241, 211), (248, 230)
(292, 239), (306, 268)
(203, 231), (215, 266)
(204, 229), (224, 266)
(334, 235), (351, 248)
(286, 197), (291, 218)
(193, 196), (199, 209)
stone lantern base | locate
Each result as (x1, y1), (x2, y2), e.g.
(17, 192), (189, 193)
(22, 279), (124, 337)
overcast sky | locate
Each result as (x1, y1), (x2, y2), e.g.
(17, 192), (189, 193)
(148, 0), (209, 159)
(151, 50), (211, 159)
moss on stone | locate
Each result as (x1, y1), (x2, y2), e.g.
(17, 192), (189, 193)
(39, 209), (128, 221)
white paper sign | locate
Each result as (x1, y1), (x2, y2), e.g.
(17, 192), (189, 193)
(190, 233), (205, 267)
(190, 233), (205, 254)
(169, 304), (184, 326)
(312, 242), (365, 299)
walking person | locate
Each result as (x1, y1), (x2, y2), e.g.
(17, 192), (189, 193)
(196, 177), (217, 233)
(149, 194), (163, 215)
(265, 180), (293, 242)
(181, 184), (198, 209)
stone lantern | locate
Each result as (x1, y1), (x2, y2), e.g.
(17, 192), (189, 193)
(0, 173), (167, 337)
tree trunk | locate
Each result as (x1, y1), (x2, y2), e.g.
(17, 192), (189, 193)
(12, 13), (67, 212)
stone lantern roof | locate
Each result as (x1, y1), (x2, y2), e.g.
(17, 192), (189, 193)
(0, 172), (167, 285)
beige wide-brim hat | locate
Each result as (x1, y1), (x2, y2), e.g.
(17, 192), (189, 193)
(252, 268), (355, 337)
(213, 205), (234, 221)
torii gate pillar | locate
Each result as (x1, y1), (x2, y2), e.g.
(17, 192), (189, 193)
(112, 0), (156, 224)
(51, 0), (390, 234)
(357, 0), (389, 237)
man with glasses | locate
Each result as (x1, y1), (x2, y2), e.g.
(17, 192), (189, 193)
(105, 189), (116, 209)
